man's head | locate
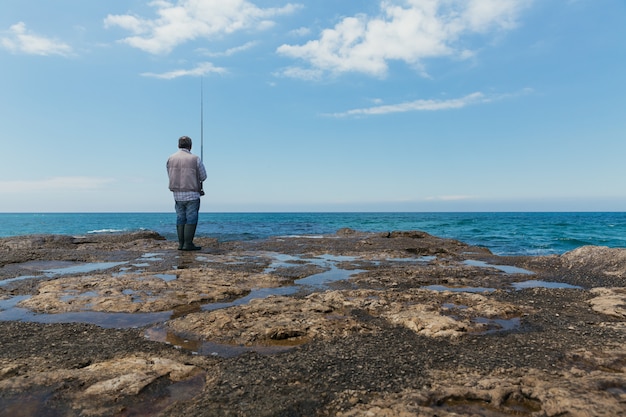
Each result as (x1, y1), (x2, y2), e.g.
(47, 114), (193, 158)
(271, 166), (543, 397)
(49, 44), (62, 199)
(178, 136), (192, 150)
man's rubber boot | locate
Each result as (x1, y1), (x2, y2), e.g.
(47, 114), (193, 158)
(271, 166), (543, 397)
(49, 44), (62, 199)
(176, 225), (185, 250)
(182, 224), (201, 251)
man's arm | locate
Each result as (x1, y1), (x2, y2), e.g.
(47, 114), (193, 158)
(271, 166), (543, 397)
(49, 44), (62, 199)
(197, 158), (207, 182)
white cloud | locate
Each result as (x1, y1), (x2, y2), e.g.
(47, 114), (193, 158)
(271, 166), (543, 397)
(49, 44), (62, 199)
(327, 88), (533, 117)
(274, 66), (323, 81)
(1, 22), (73, 56)
(141, 61), (227, 79)
(200, 41), (259, 57)
(0, 177), (114, 193)
(289, 26), (311, 37)
(326, 92), (489, 117)
(104, 0), (302, 55)
(277, 0), (531, 78)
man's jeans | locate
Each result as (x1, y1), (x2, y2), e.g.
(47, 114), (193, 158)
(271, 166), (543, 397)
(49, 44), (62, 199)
(175, 199), (200, 225)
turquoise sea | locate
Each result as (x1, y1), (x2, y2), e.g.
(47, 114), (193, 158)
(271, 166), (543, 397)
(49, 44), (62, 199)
(0, 212), (625, 256)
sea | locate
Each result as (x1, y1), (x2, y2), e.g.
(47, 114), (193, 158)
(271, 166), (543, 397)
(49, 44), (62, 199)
(0, 212), (625, 256)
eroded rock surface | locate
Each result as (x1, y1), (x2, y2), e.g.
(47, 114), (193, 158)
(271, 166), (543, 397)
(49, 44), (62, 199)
(0, 354), (206, 417)
(330, 356), (626, 417)
(589, 287), (626, 318)
(168, 288), (525, 346)
(561, 245), (626, 278)
(17, 268), (286, 314)
(0, 231), (624, 416)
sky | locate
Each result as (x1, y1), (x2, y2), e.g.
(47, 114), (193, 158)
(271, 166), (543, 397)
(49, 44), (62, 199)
(1, 0), (625, 213)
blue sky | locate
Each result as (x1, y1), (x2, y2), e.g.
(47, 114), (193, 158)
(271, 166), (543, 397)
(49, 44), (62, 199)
(1, 0), (625, 212)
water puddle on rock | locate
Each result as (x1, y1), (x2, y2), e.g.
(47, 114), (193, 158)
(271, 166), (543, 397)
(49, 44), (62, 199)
(145, 327), (295, 357)
(116, 372), (207, 417)
(464, 260), (534, 275)
(473, 317), (521, 334)
(0, 260), (128, 286)
(427, 260), (579, 292)
(0, 386), (57, 417)
(0, 295), (172, 328)
(294, 254), (365, 287)
(43, 261), (128, 276)
(154, 273), (177, 282)
(0, 253), (369, 355)
(379, 256), (437, 264)
(423, 285), (497, 294)
(262, 254), (364, 287)
(201, 286), (300, 312)
(423, 280), (581, 293)
(140, 253), (165, 261)
(1, 253), (550, 355)
(512, 280), (583, 290)
(7, 371), (209, 417)
(146, 254), (366, 354)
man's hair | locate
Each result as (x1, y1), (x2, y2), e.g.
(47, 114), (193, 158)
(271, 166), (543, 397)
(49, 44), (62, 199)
(178, 136), (192, 149)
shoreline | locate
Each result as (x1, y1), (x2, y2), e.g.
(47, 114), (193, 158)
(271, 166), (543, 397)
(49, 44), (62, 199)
(1, 230), (625, 416)
(2, 212), (626, 257)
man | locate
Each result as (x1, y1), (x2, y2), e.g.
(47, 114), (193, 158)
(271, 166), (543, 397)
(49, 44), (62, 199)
(166, 136), (207, 251)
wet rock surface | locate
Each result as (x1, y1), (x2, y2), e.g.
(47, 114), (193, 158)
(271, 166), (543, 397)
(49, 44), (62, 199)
(0, 230), (625, 416)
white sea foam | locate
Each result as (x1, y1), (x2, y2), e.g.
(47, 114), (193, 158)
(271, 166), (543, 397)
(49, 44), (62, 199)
(280, 235), (325, 239)
(87, 228), (126, 234)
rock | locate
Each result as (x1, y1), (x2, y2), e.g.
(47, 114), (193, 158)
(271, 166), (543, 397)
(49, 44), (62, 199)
(0, 234), (76, 250)
(17, 268), (272, 313)
(166, 288), (524, 345)
(1, 230), (625, 416)
(0, 354), (204, 416)
(388, 231), (431, 239)
(330, 364), (626, 417)
(589, 287), (626, 318)
(336, 228), (361, 236)
(0, 231), (166, 251)
(82, 356), (199, 398)
(561, 246), (626, 278)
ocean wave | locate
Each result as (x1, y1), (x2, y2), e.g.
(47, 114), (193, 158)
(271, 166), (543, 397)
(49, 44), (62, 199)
(281, 235), (325, 239)
(87, 228), (128, 234)
(556, 237), (593, 247)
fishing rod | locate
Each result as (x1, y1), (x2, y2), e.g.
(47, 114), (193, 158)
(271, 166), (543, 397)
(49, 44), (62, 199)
(199, 77), (205, 196)
(200, 76), (204, 163)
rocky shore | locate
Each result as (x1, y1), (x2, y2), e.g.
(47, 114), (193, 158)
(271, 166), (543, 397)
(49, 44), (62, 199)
(0, 230), (624, 416)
